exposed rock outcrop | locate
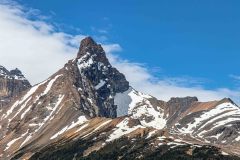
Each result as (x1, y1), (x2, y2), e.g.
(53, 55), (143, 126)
(0, 66), (31, 107)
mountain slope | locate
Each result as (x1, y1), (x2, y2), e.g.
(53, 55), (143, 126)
(0, 37), (240, 160)
(0, 37), (130, 159)
(172, 98), (240, 154)
(12, 117), (239, 160)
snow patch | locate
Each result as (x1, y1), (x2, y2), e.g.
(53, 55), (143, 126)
(75, 123), (89, 133)
(167, 141), (186, 148)
(106, 118), (144, 142)
(42, 74), (62, 95)
(3, 80), (47, 120)
(235, 136), (240, 141)
(50, 116), (88, 139)
(114, 87), (166, 129)
(77, 52), (94, 71)
(4, 137), (22, 151)
(95, 80), (105, 90)
(131, 100), (166, 130)
(20, 134), (32, 148)
(13, 74), (27, 81)
(146, 130), (158, 139)
(94, 120), (112, 131)
(35, 95), (64, 132)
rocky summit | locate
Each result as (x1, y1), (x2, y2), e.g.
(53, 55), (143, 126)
(0, 66), (31, 108)
(0, 37), (240, 160)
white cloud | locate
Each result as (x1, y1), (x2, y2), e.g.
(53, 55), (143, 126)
(0, 1), (239, 104)
(104, 48), (240, 103)
(0, 1), (85, 84)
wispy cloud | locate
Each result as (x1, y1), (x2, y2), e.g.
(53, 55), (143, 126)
(229, 74), (240, 81)
(0, 0), (239, 104)
(104, 52), (240, 103)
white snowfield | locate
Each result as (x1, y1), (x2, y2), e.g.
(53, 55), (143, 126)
(115, 87), (166, 129)
(114, 87), (152, 116)
(130, 99), (166, 130)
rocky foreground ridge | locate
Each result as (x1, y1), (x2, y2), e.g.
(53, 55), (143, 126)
(0, 37), (240, 160)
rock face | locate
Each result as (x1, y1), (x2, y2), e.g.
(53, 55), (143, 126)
(76, 37), (129, 117)
(0, 66), (31, 107)
(1, 37), (240, 160)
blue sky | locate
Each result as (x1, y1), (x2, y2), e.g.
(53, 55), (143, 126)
(15, 0), (240, 90)
(0, 0), (240, 102)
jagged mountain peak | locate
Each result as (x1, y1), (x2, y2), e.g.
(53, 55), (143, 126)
(0, 65), (10, 77)
(219, 97), (236, 105)
(74, 37), (129, 117)
(10, 68), (22, 75)
(79, 36), (96, 50)
(2, 37), (240, 159)
(10, 68), (28, 81)
(0, 66), (28, 81)
(77, 37), (108, 63)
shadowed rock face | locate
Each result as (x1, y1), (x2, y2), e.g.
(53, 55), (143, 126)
(0, 66), (31, 107)
(76, 37), (129, 117)
(1, 37), (240, 160)
(166, 97), (198, 125)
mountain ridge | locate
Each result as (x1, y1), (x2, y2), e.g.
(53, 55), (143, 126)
(0, 37), (240, 160)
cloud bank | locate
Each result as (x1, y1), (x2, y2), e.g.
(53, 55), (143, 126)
(0, 0), (239, 103)
(0, 0), (84, 83)
(106, 53), (240, 103)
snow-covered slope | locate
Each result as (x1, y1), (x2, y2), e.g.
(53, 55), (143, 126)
(174, 99), (240, 146)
